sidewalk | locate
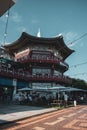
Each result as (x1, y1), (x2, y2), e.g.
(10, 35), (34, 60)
(0, 104), (55, 124)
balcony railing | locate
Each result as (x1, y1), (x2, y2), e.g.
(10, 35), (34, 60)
(17, 56), (69, 69)
(0, 67), (72, 84)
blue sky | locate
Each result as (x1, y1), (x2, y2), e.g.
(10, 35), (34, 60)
(0, 0), (87, 82)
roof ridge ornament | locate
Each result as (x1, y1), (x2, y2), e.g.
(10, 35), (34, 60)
(52, 33), (63, 38)
(37, 28), (41, 37)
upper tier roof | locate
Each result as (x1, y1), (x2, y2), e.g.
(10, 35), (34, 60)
(3, 32), (74, 60)
(0, 0), (15, 17)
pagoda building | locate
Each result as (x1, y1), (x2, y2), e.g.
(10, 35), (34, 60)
(3, 32), (74, 90)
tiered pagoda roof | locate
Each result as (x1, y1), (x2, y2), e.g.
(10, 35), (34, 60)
(3, 32), (74, 60)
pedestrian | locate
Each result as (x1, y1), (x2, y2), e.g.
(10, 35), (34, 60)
(18, 94), (23, 104)
(64, 93), (68, 107)
(28, 94), (32, 105)
(74, 100), (77, 107)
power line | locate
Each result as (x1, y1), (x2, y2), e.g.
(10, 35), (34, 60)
(70, 72), (87, 76)
(58, 32), (87, 54)
(3, 1), (11, 45)
(67, 32), (87, 46)
(3, 9), (10, 45)
(70, 61), (87, 68)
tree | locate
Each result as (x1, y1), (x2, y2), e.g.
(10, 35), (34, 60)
(72, 78), (87, 90)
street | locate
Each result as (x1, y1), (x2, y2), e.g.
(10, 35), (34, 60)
(0, 105), (87, 130)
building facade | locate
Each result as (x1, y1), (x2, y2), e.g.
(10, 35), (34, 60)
(1, 32), (74, 93)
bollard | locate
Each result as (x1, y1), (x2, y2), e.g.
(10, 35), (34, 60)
(74, 100), (77, 107)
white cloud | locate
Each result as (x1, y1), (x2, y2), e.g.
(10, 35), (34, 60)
(0, 11), (22, 23)
(65, 32), (78, 42)
(16, 26), (27, 32)
(80, 42), (84, 47)
(11, 12), (22, 23)
(63, 31), (78, 47)
(31, 19), (39, 24)
(0, 13), (9, 23)
(0, 15), (6, 23)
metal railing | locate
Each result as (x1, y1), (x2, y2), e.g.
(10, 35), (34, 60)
(17, 56), (69, 69)
(0, 67), (72, 84)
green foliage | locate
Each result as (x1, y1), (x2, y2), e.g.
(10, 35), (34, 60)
(72, 78), (87, 90)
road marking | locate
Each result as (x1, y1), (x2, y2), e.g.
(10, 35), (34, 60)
(44, 113), (76, 126)
(3, 106), (86, 130)
(44, 117), (65, 125)
(80, 122), (87, 127)
(63, 119), (87, 130)
(63, 119), (79, 129)
(4, 109), (74, 130)
(79, 114), (87, 119)
(5, 111), (68, 130)
(32, 126), (45, 130)
(77, 107), (87, 113)
(11, 108), (72, 125)
(63, 113), (76, 118)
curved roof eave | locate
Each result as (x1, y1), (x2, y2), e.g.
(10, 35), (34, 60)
(3, 32), (62, 48)
(3, 32), (74, 60)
